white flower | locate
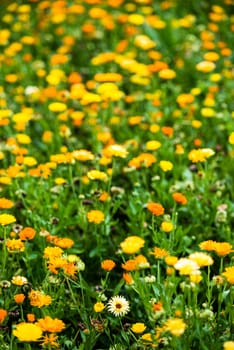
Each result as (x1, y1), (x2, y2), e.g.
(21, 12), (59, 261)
(107, 296), (130, 317)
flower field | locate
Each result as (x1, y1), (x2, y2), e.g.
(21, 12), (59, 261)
(0, 0), (234, 349)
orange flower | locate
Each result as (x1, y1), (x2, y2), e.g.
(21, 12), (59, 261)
(199, 240), (216, 251)
(101, 260), (116, 271)
(222, 266), (234, 284)
(36, 316), (65, 333)
(172, 192), (187, 205)
(147, 202), (165, 216)
(214, 242), (233, 256)
(14, 294), (25, 304)
(0, 309), (7, 324)
(19, 227), (36, 241)
(0, 197), (14, 209)
(27, 314), (35, 322)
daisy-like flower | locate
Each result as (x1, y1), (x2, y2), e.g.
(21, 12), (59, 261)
(107, 296), (130, 317)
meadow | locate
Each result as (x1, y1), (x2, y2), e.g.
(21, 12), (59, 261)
(0, 0), (234, 349)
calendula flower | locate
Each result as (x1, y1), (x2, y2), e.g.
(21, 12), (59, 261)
(147, 202), (164, 216)
(104, 144), (128, 158)
(28, 290), (52, 308)
(172, 192), (187, 205)
(164, 318), (186, 336)
(222, 266), (234, 284)
(94, 302), (105, 313)
(36, 316), (65, 333)
(107, 296), (130, 317)
(131, 322), (146, 333)
(161, 221), (173, 232)
(174, 258), (199, 275)
(101, 259), (116, 271)
(11, 276), (28, 286)
(0, 214), (16, 226)
(159, 68), (176, 79)
(189, 252), (214, 267)
(223, 341), (234, 350)
(6, 239), (25, 253)
(120, 236), (145, 254)
(14, 294), (25, 304)
(0, 198), (14, 209)
(87, 210), (105, 224)
(214, 242), (233, 256)
(0, 309), (7, 324)
(199, 240), (216, 251)
(19, 227), (36, 241)
(48, 102), (67, 112)
(151, 247), (169, 259)
(41, 334), (59, 348)
(13, 323), (43, 342)
(87, 170), (108, 181)
(159, 160), (173, 172)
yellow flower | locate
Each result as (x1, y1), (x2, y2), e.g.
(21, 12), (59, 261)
(120, 236), (145, 254)
(11, 276), (28, 286)
(48, 102), (67, 112)
(128, 14), (144, 25)
(0, 214), (16, 226)
(94, 302), (105, 313)
(104, 144), (128, 158)
(158, 69), (176, 79)
(159, 160), (173, 172)
(161, 221), (173, 232)
(146, 140), (161, 151)
(13, 323), (42, 342)
(224, 341), (234, 350)
(87, 170), (108, 181)
(134, 35), (156, 50)
(174, 258), (199, 275)
(6, 239), (25, 253)
(164, 318), (186, 337)
(87, 210), (105, 224)
(196, 61), (216, 72)
(189, 252), (214, 267)
(131, 322), (146, 333)
(222, 266), (234, 284)
(16, 133), (31, 144)
(201, 107), (215, 117)
(229, 132), (234, 144)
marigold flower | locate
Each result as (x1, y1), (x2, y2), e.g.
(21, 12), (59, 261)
(120, 236), (145, 254)
(13, 323), (43, 342)
(222, 266), (234, 284)
(131, 322), (146, 333)
(0, 214), (16, 226)
(151, 247), (169, 259)
(189, 252), (214, 267)
(147, 202), (165, 216)
(0, 198), (14, 209)
(94, 302), (105, 313)
(172, 192), (187, 205)
(19, 227), (36, 241)
(27, 314), (35, 322)
(0, 309), (7, 324)
(14, 294), (25, 304)
(159, 68), (176, 79)
(164, 318), (186, 337)
(161, 221), (174, 232)
(159, 160), (173, 172)
(214, 242), (233, 256)
(174, 258), (200, 275)
(107, 296), (130, 317)
(6, 239), (25, 253)
(48, 102), (67, 112)
(223, 341), (234, 350)
(11, 276), (28, 286)
(87, 170), (108, 181)
(87, 210), (105, 224)
(41, 334), (59, 348)
(101, 259), (116, 271)
(28, 290), (52, 308)
(36, 316), (65, 333)
(199, 240), (216, 251)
